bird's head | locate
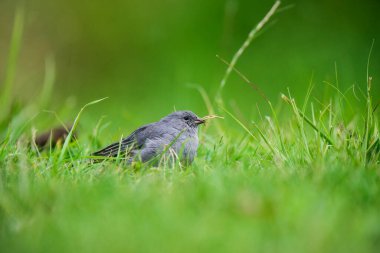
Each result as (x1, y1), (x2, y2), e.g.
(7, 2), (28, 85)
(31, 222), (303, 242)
(162, 111), (205, 129)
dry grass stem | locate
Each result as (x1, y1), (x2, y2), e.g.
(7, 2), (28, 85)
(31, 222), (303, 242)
(202, 115), (225, 121)
(217, 0), (281, 96)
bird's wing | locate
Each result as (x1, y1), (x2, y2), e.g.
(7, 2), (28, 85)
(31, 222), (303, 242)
(92, 124), (152, 157)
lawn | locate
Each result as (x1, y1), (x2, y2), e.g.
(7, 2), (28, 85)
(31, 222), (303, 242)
(1, 75), (379, 252)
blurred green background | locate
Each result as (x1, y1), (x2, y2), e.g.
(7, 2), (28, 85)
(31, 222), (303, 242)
(1, 0), (379, 131)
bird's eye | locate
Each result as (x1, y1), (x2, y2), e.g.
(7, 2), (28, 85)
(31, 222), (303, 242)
(184, 116), (189, 120)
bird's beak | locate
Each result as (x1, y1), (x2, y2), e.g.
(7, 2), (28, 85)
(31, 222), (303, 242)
(194, 118), (205, 125)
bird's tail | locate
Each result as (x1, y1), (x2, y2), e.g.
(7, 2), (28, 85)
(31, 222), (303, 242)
(92, 141), (124, 157)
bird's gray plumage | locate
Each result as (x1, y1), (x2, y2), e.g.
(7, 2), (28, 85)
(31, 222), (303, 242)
(92, 111), (204, 165)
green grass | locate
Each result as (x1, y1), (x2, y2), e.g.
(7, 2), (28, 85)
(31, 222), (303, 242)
(1, 79), (379, 252)
(1, 4), (380, 253)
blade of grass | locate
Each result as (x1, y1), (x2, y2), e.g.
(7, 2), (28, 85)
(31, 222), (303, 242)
(301, 74), (314, 113)
(219, 106), (256, 140)
(39, 55), (56, 108)
(282, 94), (334, 146)
(0, 7), (24, 121)
(363, 39), (375, 165)
(58, 97), (108, 163)
(216, 55), (269, 103)
(268, 101), (286, 155)
(252, 121), (277, 157)
(220, 106), (278, 157)
(286, 90), (312, 160)
(217, 55), (286, 156)
(323, 81), (354, 113)
(217, 0), (281, 99)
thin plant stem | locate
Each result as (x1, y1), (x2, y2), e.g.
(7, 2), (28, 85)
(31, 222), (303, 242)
(217, 0), (281, 99)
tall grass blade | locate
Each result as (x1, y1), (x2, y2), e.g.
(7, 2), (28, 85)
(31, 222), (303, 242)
(217, 0), (281, 99)
(220, 106), (256, 140)
(58, 97), (108, 163)
(0, 7), (24, 121)
(39, 55), (56, 108)
(363, 40), (375, 165)
(282, 94), (334, 146)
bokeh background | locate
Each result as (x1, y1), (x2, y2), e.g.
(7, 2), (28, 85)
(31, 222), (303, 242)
(0, 0), (379, 133)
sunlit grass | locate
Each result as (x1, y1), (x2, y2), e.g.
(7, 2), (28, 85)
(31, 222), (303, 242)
(1, 70), (379, 252)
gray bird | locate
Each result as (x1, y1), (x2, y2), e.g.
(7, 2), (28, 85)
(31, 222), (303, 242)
(92, 111), (205, 165)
